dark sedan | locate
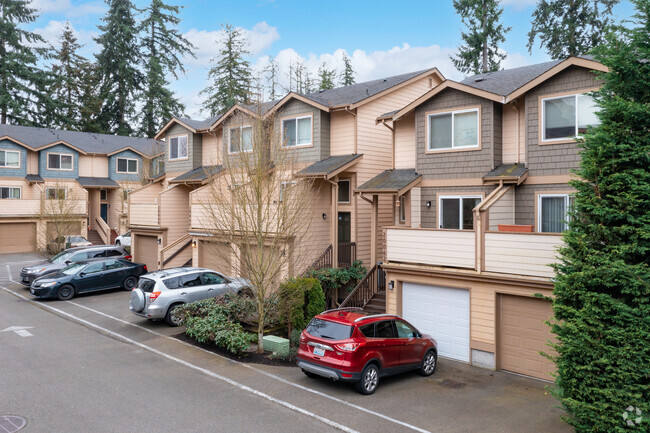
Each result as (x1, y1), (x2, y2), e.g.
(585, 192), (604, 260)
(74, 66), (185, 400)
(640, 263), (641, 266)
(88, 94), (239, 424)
(30, 258), (147, 301)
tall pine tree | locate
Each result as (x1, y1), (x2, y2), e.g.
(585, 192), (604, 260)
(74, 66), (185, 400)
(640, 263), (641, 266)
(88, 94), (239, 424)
(95, 0), (142, 136)
(0, 0), (56, 125)
(201, 23), (251, 116)
(550, 1), (650, 431)
(339, 52), (355, 86)
(264, 56), (279, 101)
(527, 0), (619, 59)
(451, 0), (510, 75)
(139, 0), (195, 138)
(317, 62), (336, 90)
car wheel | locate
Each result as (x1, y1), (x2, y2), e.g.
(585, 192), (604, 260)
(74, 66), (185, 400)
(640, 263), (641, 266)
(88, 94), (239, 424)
(123, 276), (138, 291)
(419, 350), (437, 376)
(164, 303), (184, 327)
(57, 285), (75, 301)
(355, 363), (379, 395)
(302, 369), (318, 379)
(115, 240), (121, 246)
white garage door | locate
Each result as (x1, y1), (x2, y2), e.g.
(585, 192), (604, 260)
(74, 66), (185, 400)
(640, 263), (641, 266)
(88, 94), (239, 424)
(402, 282), (470, 362)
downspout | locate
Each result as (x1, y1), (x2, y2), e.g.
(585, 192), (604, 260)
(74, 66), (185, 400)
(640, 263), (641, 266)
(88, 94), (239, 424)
(380, 120), (395, 170)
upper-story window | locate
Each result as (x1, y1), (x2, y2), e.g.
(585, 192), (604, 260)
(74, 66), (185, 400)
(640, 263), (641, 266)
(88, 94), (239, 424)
(47, 153), (73, 171)
(46, 187), (67, 200)
(169, 136), (188, 160)
(542, 93), (600, 142)
(338, 179), (350, 203)
(229, 126), (253, 153)
(0, 150), (20, 168)
(428, 108), (479, 151)
(282, 115), (312, 147)
(0, 186), (21, 199)
(439, 195), (481, 229)
(399, 195), (406, 222)
(539, 193), (574, 232)
(279, 180), (298, 202)
(116, 157), (138, 174)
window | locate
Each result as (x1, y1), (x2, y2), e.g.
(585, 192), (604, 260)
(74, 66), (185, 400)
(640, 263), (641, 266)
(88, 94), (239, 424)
(83, 262), (104, 275)
(279, 181), (298, 202)
(105, 260), (126, 270)
(539, 194), (575, 233)
(0, 150), (20, 168)
(0, 187), (20, 199)
(282, 115), (312, 147)
(439, 195), (481, 229)
(116, 158), (138, 173)
(47, 153), (73, 170)
(305, 318), (353, 340)
(180, 273), (202, 287)
(542, 93), (600, 141)
(375, 321), (396, 338)
(163, 277), (180, 290)
(202, 272), (226, 285)
(46, 187), (67, 200)
(229, 126), (253, 153)
(359, 323), (375, 338)
(399, 195), (406, 222)
(106, 249), (123, 257)
(169, 135), (188, 160)
(89, 250), (106, 258)
(395, 320), (417, 338)
(100, 189), (107, 201)
(428, 108), (479, 151)
(338, 179), (350, 203)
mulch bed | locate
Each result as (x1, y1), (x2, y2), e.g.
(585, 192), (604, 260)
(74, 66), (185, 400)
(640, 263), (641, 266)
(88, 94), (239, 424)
(173, 332), (297, 367)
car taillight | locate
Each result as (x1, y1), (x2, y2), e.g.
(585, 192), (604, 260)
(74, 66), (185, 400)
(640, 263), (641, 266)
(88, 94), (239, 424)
(143, 265), (148, 272)
(149, 291), (161, 301)
(300, 332), (307, 342)
(124, 255), (132, 260)
(335, 342), (361, 352)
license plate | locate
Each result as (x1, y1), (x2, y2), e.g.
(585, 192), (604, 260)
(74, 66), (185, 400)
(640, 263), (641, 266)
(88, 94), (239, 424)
(313, 347), (325, 357)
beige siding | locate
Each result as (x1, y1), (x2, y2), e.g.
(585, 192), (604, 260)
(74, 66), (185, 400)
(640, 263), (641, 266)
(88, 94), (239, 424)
(130, 204), (159, 226)
(201, 132), (220, 166)
(0, 179), (39, 200)
(160, 184), (190, 243)
(27, 151), (39, 175)
(386, 227), (476, 269)
(501, 99), (526, 165)
(410, 187), (421, 228)
(488, 186), (515, 230)
(330, 111), (355, 156)
(484, 232), (561, 278)
(78, 155), (109, 178)
(394, 111), (416, 169)
(199, 241), (232, 275)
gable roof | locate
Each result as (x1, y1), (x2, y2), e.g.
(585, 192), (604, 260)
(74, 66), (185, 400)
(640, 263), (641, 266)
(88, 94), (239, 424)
(168, 165), (224, 184)
(0, 124), (162, 157)
(155, 114), (223, 139)
(296, 154), (363, 179)
(356, 169), (422, 195)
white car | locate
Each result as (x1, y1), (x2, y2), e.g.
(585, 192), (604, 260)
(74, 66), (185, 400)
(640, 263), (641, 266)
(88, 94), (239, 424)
(115, 231), (131, 246)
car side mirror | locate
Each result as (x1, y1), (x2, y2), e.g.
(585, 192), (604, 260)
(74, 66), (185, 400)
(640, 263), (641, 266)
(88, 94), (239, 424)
(79, 272), (86, 277)
(65, 260), (71, 265)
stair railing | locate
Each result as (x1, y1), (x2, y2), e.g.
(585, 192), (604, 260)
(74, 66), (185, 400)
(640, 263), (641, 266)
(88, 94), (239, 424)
(339, 264), (384, 309)
(94, 217), (110, 245)
(302, 244), (333, 275)
(160, 233), (193, 267)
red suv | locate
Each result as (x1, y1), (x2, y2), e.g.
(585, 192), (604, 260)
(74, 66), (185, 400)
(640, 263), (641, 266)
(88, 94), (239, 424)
(296, 309), (438, 394)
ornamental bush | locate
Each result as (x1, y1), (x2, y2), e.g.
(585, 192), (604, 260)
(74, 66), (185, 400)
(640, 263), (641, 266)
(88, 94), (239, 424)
(307, 260), (366, 305)
(278, 277), (326, 335)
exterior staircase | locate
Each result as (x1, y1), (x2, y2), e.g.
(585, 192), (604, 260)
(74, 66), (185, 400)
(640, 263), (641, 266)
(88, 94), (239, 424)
(363, 292), (386, 314)
(87, 229), (104, 245)
(110, 229), (118, 245)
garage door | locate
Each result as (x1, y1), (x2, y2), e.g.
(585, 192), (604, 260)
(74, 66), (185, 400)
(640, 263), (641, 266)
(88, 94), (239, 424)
(499, 294), (556, 380)
(402, 283), (470, 362)
(0, 222), (37, 253)
(134, 234), (158, 271)
(199, 241), (231, 274)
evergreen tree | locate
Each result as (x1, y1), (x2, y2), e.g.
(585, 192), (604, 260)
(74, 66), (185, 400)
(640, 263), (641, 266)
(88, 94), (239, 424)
(264, 56), (279, 100)
(527, 0), (619, 59)
(317, 62), (336, 90)
(139, 0), (195, 138)
(451, 0), (510, 75)
(95, 0), (143, 135)
(201, 23), (251, 116)
(78, 62), (104, 133)
(339, 52), (355, 86)
(550, 1), (650, 431)
(0, 0), (56, 125)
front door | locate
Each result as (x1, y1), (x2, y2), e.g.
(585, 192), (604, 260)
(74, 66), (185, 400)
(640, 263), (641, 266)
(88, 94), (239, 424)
(338, 212), (351, 243)
(100, 203), (108, 223)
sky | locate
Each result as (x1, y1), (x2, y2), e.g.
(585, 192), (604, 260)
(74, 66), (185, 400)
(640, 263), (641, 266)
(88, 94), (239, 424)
(27, 0), (637, 119)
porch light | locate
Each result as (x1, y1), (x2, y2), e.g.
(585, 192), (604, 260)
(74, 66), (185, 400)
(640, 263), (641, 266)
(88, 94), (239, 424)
(426, 201), (431, 208)
(322, 213), (327, 220)
(192, 240), (197, 248)
(157, 238), (162, 245)
(388, 281), (394, 291)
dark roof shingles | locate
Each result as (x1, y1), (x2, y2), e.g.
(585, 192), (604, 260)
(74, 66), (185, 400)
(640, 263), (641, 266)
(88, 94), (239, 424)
(76, 177), (120, 188)
(296, 154), (362, 177)
(169, 165), (223, 183)
(356, 169), (421, 192)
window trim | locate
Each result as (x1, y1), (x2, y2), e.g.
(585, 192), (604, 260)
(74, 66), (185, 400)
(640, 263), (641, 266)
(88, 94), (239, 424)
(399, 195), (406, 223)
(228, 125), (253, 154)
(116, 157), (139, 174)
(46, 152), (74, 171)
(437, 193), (483, 230)
(425, 106), (481, 153)
(168, 134), (189, 161)
(0, 149), (21, 169)
(45, 187), (67, 200)
(279, 180), (298, 202)
(536, 191), (575, 233)
(539, 88), (601, 144)
(280, 113), (314, 149)
(0, 186), (21, 199)
(337, 179), (351, 204)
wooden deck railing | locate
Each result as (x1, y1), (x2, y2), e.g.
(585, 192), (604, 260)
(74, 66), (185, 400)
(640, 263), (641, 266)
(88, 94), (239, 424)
(338, 242), (356, 268)
(339, 264), (385, 309)
(303, 244), (333, 275)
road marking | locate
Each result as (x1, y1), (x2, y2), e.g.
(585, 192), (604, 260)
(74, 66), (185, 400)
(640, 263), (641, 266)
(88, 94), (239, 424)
(1, 326), (34, 337)
(66, 301), (433, 433)
(0, 286), (357, 433)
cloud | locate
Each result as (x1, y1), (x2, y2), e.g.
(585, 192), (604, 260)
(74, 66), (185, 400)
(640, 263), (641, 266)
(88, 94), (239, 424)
(32, 20), (98, 57)
(66, 1), (106, 17)
(499, 0), (537, 10)
(30, 0), (71, 15)
(30, 0), (106, 17)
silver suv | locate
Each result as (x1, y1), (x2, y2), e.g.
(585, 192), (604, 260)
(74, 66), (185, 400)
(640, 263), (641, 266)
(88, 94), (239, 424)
(129, 267), (251, 326)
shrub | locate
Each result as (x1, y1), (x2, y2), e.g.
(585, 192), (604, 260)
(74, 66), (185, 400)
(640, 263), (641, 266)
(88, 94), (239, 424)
(307, 260), (366, 305)
(278, 277), (326, 335)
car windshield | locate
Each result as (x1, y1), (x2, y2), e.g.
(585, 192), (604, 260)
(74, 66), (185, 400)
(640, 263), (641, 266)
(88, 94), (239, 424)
(49, 251), (74, 264)
(139, 278), (156, 293)
(61, 263), (86, 275)
(305, 318), (353, 340)
(70, 236), (86, 242)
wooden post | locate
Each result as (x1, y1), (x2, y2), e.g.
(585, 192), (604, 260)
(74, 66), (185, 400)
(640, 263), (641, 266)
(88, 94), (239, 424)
(331, 178), (339, 268)
(370, 194), (378, 266)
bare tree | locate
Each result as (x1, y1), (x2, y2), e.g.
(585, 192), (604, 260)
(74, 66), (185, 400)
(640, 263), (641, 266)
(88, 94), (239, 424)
(39, 183), (86, 253)
(197, 107), (320, 353)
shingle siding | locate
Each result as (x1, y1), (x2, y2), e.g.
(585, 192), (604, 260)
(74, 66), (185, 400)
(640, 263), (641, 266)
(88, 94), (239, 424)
(274, 99), (328, 163)
(39, 143), (79, 179)
(165, 123), (195, 173)
(525, 66), (603, 176)
(109, 149), (143, 182)
(514, 183), (574, 226)
(415, 88), (495, 179)
(0, 140), (27, 177)
(492, 102), (503, 167)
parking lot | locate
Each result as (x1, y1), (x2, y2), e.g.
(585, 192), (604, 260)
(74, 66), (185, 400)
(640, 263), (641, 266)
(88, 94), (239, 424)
(0, 252), (570, 433)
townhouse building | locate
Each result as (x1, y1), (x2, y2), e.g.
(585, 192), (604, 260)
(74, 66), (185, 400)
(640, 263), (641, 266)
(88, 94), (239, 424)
(0, 124), (162, 253)
(128, 69), (445, 278)
(353, 56), (607, 380)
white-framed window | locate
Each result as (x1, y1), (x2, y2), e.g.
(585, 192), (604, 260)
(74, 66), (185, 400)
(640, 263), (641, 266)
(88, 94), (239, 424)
(169, 135), (188, 160)
(279, 180), (298, 202)
(399, 195), (406, 222)
(428, 108), (479, 151)
(100, 189), (107, 201)
(0, 186), (21, 199)
(0, 150), (20, 168)
(229, 126), (253, 153)
(542, 93), (600, 141)
(282, 115), (312, 147)
(47, 153), (73, 171)
(438, 195), (481, 229)
(46, 187), (67, 200)
(338, 179), (350, 203)
(538, 194), (575, 232)
(116, 157), (138, 174)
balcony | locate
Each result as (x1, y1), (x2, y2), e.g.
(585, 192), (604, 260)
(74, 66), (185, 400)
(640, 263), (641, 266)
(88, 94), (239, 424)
(0, 199), (86, 217)
(0, 199), (41, 216)
(386, 228), (476, 269)
(483, 232), (561, 278)
(130, 203), (159, 226)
